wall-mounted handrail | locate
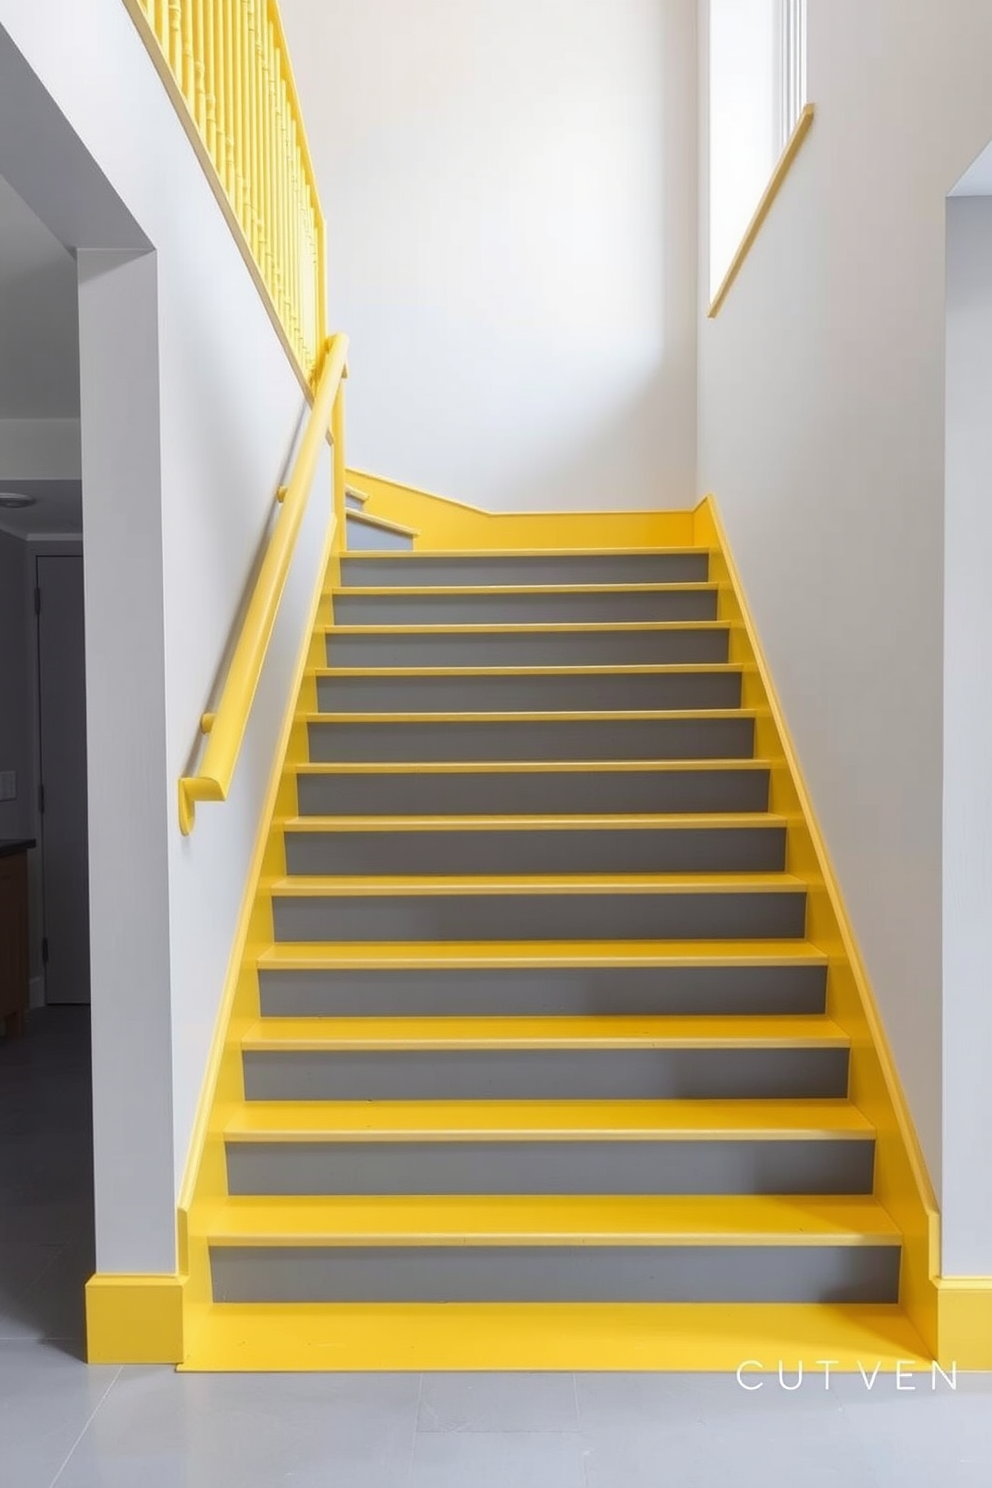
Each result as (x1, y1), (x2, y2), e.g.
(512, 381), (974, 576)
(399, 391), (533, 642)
(178, 331), (349, 835)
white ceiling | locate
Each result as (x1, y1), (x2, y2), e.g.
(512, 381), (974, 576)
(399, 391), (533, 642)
(0, 479), (82, 539)
(0, 173), (80, 419)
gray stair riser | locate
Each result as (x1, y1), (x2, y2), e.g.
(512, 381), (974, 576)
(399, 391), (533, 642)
(258, 964), (828, 1019)
(340, 553), (710, 588)
(225, 1137), (876, 1197)
(345, 493), (366, 511)
(326, 629), (731, 669)
(296, 766), (771, 818)
(284, 825), (787, 878)
(332, 590), (719, 626)
(307, 715), (755, 765)
(242, 1046), (850, 1103)
(316, 671), (743, 715)
(210, 1243), (900, 1306)
(272, 888), (807, 944)
(345, 518), (414, 553)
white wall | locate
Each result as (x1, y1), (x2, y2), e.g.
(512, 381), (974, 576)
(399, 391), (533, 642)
(943, 197), (992, 1277)
(697, 0), (992, 1263)
(280, 0), (698, 513)
(1, 1), (329, 1273)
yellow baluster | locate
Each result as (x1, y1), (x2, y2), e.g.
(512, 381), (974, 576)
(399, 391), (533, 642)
(212, 0), (227, 195)
(193, 0), (207, 135)
(168, 0), (182, 77)
(224, 0), (237, 206)
(231, 0), (244, 225)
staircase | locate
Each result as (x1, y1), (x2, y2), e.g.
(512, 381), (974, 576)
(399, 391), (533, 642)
(180, 524), (936, 1370)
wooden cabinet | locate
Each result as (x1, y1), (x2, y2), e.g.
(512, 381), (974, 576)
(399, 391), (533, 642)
(0, 843), (32, 1038)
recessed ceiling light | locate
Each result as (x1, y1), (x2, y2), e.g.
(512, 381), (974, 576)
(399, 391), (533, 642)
(0, 492), (37, 509)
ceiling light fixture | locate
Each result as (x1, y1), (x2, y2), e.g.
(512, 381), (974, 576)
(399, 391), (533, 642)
(0, 492), (38, 509)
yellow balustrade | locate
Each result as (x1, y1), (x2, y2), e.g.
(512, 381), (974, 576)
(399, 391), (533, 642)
(125, 0), (326, 383)
(178, 333), (349, 836)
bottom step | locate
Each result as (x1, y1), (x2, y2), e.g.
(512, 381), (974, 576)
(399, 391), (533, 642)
(179, 1302), (932, 1372)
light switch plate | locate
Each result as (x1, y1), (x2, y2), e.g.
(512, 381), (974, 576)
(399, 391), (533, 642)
(0, 770), (17, 802)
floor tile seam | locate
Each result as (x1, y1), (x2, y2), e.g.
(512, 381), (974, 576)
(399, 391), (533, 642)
(46, 1365), (122, 1488)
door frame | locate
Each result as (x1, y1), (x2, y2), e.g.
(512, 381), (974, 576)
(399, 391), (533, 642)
(24, 537), (83, 1007)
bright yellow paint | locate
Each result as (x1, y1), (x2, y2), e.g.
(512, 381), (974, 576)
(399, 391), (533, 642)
(316, 662), (742, 680)
(936, 1279), (992, 1370)
(195, 1195), (898, 1246)
(278, 812), (788, 833)
(166, 483), (992, 1371)
(708, 104), (816, 319)
(291, 758), (773, 778)
(266, 871), (806, 896)
(695, 493), (942, 1356)
(345, 469), (697, 551)
(124, 0), (326, 383)
(179, 1303), (932, 1373)
(240, 1013), (849, 1052)
(178, 333), (348, 834)
(85, 1275), (185, 1365)
(255, 937), (828, 970)
(346, 510), (421, 541)
(224, 1098), (873, 1141)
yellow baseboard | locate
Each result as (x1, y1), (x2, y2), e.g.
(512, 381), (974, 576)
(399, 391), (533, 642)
(936, 1278), (992, 1369)
(86, 1274), (186, 1365)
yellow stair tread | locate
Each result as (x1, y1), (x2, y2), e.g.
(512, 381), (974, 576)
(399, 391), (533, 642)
(323, 621), (731, 636)
(241, 1014), (848, 1052)
(256, 939), (828, 970)
(223, 1098), (873, 1141)
(314, 663), (744, 678)
(328, 582), (717, 598)
(299, 707), (755, 725)
(267, 872), (807, 897)
(341, 547), (713, 559)
(195, 1195), (899, 1247)
(291, 760), (773, 776)
(179, 1303), (932, 1373)
(278, 813), (787, 833)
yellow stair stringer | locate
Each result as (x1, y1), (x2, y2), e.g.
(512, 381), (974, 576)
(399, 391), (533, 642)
(174, 535), (343, 1366)
(694, 494), (942, 1360)
(344, 467), (696, 551)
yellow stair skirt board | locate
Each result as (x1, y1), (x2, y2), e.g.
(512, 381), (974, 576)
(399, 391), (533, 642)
(343, 468), (696, 551)
(94, 489), (986, 1371)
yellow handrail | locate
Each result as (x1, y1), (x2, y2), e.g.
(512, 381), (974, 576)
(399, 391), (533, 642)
(178, 332), (349, 835)
(125, 0), (326, 382)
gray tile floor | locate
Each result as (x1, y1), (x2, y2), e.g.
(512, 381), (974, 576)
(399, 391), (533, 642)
(2, 1008), (991, 1487)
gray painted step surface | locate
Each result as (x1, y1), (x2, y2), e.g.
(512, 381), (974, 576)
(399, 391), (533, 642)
(258, 962), (828, 1019)
(295, 765), (770, 818)
(210, 1242), (900, 1305)
(283, 823), (787, 878)
(316, 669), (743, 715)
(340, 553), (710, 588)
(307, 714), (755, 764)
(325, 626), (731, 670)
(332, 588), (719, 626)
(225, 1135), (876, 1197)
(242, 1045), (849, 1103)
(272, 884), (808, 944)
